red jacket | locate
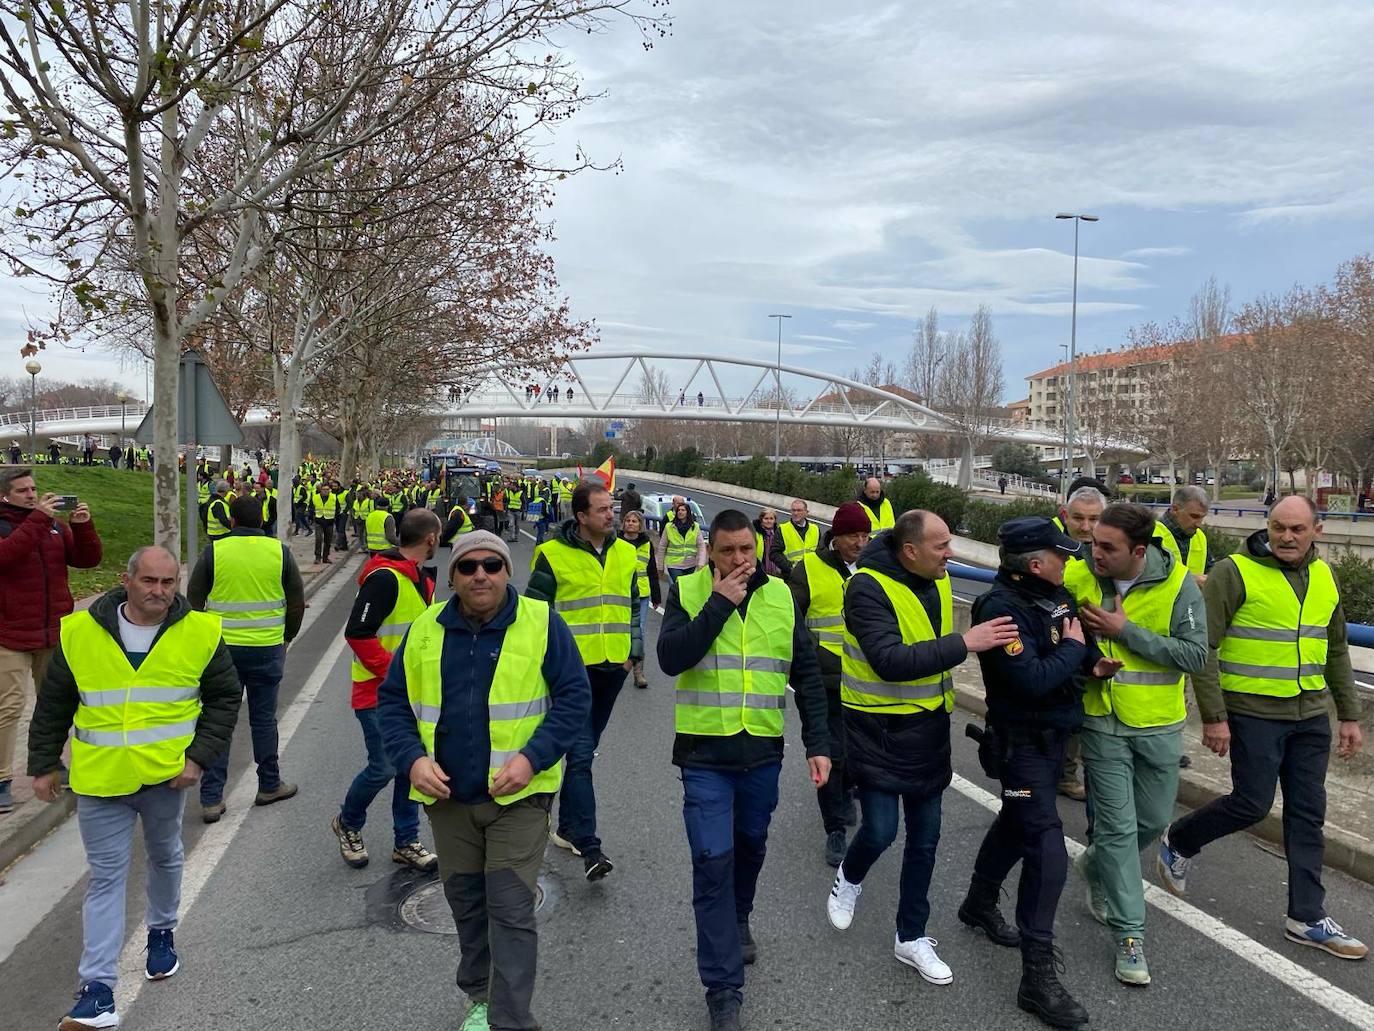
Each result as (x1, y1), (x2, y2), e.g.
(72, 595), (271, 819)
(0, 504), (103, 651)
(344, 550), (435, 709)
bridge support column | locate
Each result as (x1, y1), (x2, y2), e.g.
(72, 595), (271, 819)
(956, 437), (974, 490)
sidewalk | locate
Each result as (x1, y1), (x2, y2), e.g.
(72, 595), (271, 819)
(0, 531), (354, 878)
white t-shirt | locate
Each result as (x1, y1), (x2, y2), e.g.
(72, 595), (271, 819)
(117, 604), (161, 660)
(846, 561), (859, 574)
(1112, 577), (1139, 600)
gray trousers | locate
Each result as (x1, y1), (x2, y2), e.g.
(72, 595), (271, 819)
(77, 784), (187, 988)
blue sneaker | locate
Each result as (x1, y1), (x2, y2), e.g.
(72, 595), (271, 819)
(145, 927), (179, 980)
(1284, 916), (1369, 960)
(1156, 834), (1191, 897)
(60, 980), (118, 1029)
(0, 779), (13, 814)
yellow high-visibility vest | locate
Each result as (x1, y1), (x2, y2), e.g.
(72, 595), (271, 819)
(779, 520), (820, 562)
(534, 537), (635, 665)
(841, 569), (953, 714)
(1218, 554), (1338, 698)
(801, 552), (846, 658)
(1153, 521), (1208, 576)
(206, 536), (286, 647)
(350, 567), (430, 684)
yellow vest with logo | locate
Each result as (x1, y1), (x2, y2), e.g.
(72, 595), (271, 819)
(351, 566), (430, 684)
(64, 609), (221, 797)
(1066, 554), (1189, 727)
(801, 552), (846, 658)
(841, 568), (953, 714)
(206, 496), (232, 539)
(534, 537), (635, 665)
(1153, 521), (1208, 576)
(403, 596), (560, 805)
(674, 567), (791, 737)
(365, 509), (393, 552)
(780, 520), (820, 563)
(312, 491), (338, 520)
(1218, 554), (1339, 698)
(665, 523), (699, 568)
(206, 536), (287, 646)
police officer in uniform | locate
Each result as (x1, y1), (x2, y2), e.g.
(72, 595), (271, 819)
(961, 517), (1121, 1030)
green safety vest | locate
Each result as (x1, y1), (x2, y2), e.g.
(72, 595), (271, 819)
(665, 523), (699, 568)
(841, 568), (954, 714)
(205, 536), (287, 647)
(312, 491), (338, 520)
(351, 566), (430, 684)
(631, 537), (651, 598)
(1218, 554), (1339, 698)
(63, 609), (221, 797)
(1066, 554), (1189, 728)
(403, 596), (560, 805)
(365, 509), (393, 552)
(866, 497), (895, 531)
(1153, 522), (1208, 576)
(534, 537), (635, 665)
(779, 520), (820, 563)
(674, 567), (791, 737)
(801, 552), (846, 658)
(206, 497), (232, 539)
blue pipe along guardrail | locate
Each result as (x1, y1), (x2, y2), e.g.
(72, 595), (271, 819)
(946, 561), (1374, 648)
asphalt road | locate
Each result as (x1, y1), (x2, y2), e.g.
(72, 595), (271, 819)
(2, 525), (1373, 1030)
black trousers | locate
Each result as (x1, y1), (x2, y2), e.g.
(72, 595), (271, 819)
(815, 688), (850, 834)
(971, 726), (1070, 944)
(314, 519), (335, 562)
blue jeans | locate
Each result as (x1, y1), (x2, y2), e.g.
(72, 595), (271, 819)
(340, 707), (421, 848)
(681, 763), (781, 996)
(840, 786), (943, 941)
(201, 644), (283, 805)
(556, 665), (627, 854)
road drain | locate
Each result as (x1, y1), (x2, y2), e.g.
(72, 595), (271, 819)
(366, 866), (554, 935)
(399, 879), (548, 934)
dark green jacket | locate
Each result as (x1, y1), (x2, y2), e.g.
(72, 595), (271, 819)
(27, 590), (243, 778)
(1193, 529), (1359, 724)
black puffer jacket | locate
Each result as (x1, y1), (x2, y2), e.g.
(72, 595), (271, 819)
(841, 531), (968, 797)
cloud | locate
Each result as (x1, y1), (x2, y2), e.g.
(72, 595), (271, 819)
(832, 319), (876, 331)
(1121, 246), (1193, 259)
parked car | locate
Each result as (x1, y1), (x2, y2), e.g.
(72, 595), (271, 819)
(1117, 473), (1135, 485)
(637, 493), (709, 541)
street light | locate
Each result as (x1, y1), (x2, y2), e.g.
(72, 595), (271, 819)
(1058, 343), (1069, 490)
(24, 359), (41, 460)
(117, 390), (131, 439)
(1055, 213), (1099, 497)
(768, 313), (791, 484)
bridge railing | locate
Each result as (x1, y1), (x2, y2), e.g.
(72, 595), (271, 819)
(0, 401), (150, 428)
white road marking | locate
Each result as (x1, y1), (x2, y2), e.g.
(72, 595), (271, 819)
(948, 772), (1374, 1031)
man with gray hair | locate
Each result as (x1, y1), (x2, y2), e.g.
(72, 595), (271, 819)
(1057, 484), (1108, 801)
(27, 546), (241, 1030)
(205, 480), (233, 541)
(1153, 485), (1212, 586)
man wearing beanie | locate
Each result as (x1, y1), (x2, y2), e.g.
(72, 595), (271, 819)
(789, 501), (871, 865)
(379, 529), (591, 1031)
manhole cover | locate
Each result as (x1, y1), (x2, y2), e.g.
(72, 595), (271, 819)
(390, 874), (550, 935)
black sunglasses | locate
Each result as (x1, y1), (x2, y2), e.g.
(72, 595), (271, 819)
(454, 556), (506, 576)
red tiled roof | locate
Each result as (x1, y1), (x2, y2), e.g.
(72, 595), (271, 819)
(1027, 334), (1246, 381)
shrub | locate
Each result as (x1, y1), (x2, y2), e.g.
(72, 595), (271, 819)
(1331, 550), (1374, 625)
(884, 469), (967, 531)
(962, 497), (1059, 544)
(1206, 527), (1241, 560)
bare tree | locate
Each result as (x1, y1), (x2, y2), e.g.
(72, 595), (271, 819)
(936, 305), (1004, 485)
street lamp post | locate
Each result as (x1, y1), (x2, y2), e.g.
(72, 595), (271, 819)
(25, 359), (41, 460)
(1055, 213), (1099, 497)
(1058, 343), (1069, 491)
(117, 390), (131, 439)
(767, 313), (791, 485)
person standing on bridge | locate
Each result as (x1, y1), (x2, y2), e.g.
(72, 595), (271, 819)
(379, 531), (590, 1031)
(1152, 484), (1213, 586)
(188, 494), (306, 823)
(1057, 485), (1108, 803)
(657, 508), (832, 1031)
(825, 510), (1017, 988)
(527, 483), (641, 881)
(789, 501), (870, 866)
(27, 546), (241, 1031)
(660, 499), (707, 584)
(1068, 503), (1206, 987)
(780, 499), (820, 565)
(856, 476), (896, 531)
(1158, 495), (1368, 960)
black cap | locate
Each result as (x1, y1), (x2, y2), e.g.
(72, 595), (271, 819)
(998, 516), (1081, 556)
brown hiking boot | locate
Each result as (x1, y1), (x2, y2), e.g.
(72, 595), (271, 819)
(255, 782), (299, 806)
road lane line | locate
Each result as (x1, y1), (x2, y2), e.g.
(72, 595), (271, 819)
(112, 568), (356, 1017)
(949, 772), (1374, 1031)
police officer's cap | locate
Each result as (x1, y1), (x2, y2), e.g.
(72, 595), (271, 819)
(998, 516), (1080, 556)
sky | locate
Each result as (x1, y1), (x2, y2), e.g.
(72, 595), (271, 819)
(6, 0), (1374, 405)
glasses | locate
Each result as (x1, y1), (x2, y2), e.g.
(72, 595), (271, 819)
(454, 556), (506, 576)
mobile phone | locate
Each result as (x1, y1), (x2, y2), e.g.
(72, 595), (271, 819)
(55, 495), (79, 511)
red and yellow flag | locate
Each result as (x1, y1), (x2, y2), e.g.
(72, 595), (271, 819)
(592, 456), (616, 493)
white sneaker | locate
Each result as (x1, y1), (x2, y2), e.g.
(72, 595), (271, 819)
(894, 934), (953, 985)
(549, 830), (582, 857)
(827, 867), (862, 930)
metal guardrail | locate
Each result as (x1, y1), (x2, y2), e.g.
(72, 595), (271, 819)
(1139, 501), (1374, 524)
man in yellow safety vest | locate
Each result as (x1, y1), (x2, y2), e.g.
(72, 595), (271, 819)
(780, 498), (821, 564)
(377, 530), (590, 1031)
(857, 476), (896, 531)
(1152, 484), (1212, 586)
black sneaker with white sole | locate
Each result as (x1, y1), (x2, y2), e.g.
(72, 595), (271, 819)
(583, 851), (614, 881)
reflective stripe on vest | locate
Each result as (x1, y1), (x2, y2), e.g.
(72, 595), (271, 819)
(403, 596), (560, 805)
(1217, 554), (1338, 698)
(365, 509), (392, 552)
(206, 497), (232, 539)
(63, 609), (221, 797)
(1064, 552), (1189, 728)
(205, 535), (287, 646)
(840, 568), (953, 714)
(533, 538), (636, 665)
(779, 521), (819, 562)
(1152, 522), (1208, 576)
(801, 552), (846, 657)
(632, 539), (651, 597)
(665, 523), (698, 568)
(350, 566), (430, 684)
(312, 492), (338, 520)
(674, 567), (792, 737)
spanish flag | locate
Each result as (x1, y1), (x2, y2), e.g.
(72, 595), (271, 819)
(592, 456), (616, 493)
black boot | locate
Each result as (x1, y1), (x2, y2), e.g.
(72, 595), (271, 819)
(706, 989), (742, 1031)
(737, 918), (757, 965)
(958, 875), (1020, 947)
(1018, 941), (1089, 1029)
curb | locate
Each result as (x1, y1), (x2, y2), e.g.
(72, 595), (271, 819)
(0, 555), (354, 878)
(951, 684), (1374, 889)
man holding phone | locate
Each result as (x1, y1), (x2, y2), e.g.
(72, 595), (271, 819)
(0, 467), (102, 814)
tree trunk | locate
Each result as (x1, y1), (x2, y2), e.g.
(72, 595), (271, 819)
(150, 311), (182, 560)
